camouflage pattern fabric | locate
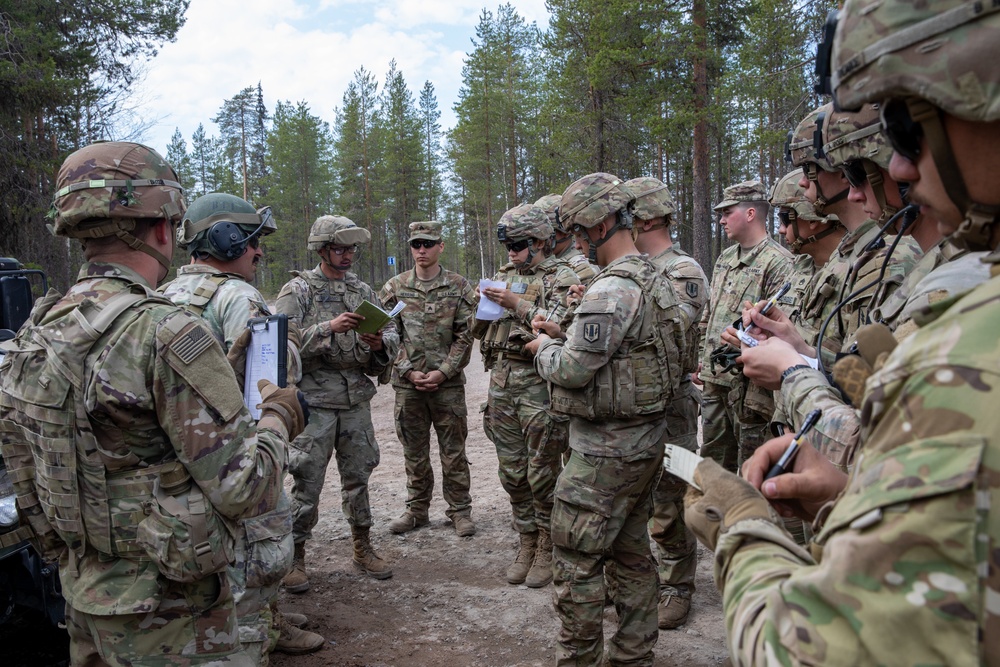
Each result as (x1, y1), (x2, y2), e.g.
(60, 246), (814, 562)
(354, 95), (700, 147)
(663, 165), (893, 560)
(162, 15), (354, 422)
(162, 264), (295, 666)
(557, 244), (598, 285)
(379, 266), (477, 520)
(647, 247), (708, 592)
(477, 255), (577, 535)
(711, 267), (1000, 666)
(0, 262), (287, 665)
(536, 253), (683, 666)
(713, 181), (769, 211)
(287, 403), (379, 539)
(699, 236), (794, 470)
(275, 265), (397, 542)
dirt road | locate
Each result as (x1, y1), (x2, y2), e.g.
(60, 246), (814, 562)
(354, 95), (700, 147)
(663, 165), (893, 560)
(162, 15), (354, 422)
(272, 350), (727, 667)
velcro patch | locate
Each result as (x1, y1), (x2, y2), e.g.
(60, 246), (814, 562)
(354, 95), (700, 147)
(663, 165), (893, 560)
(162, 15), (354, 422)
(583, 322), (601, 343)
(686, 282), (699, 299)
(171, 326), (213, 364)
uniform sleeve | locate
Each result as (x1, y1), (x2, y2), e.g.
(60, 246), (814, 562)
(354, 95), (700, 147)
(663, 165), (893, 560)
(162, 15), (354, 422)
(150, 311), (286, 521)
(275, 277), (332, 361)
(363, 282), (399, 376)
(535, 277), (640, 388)
(777, 368), (861, 472)
(214, 282), (265, 351)
(513, 266), (576, 326)
(379, 278), (412, 377)
(438, 278), (477, 380)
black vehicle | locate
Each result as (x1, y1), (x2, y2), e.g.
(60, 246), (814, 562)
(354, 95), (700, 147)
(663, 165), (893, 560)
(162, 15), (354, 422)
(0, 258), (63, 626)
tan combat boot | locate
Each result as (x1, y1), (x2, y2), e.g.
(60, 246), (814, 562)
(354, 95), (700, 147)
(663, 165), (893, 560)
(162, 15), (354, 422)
(506, 531), (537, 585)
(657, 585), (692, 629)
(352, 526), (393, 579)
(282, 542), (309, 594)
(525, 528), (553, 588)
(273, 608), (325, 655)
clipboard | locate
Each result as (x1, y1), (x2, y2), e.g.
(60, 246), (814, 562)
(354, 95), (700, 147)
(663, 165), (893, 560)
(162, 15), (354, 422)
(243, 314), (288, 420)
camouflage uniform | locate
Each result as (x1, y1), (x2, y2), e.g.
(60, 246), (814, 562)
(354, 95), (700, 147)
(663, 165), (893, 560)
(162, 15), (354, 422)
(536, 173), (686, 667)
(378, 223), (477, 526)
(162, 264), (297, 664)
(535, 192), (599, 285)
(275, 265), (398, 542)
(700, 182), (794, 471)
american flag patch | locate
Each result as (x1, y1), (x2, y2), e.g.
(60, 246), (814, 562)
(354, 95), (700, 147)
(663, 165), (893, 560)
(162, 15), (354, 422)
(171, 326), (213, 364)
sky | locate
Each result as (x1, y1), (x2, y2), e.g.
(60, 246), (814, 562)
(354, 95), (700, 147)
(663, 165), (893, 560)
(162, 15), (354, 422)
(136, 0), (550, 156)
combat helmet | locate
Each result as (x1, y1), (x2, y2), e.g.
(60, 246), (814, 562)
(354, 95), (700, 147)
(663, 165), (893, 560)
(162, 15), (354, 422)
(769, 169), (807, 208)
(177, 192), (276, 261)
(307, 215), (371, 251)
(49, 141), (186, 273)
(779, 199), (841, 254)
(533, 194), (565, 233)
(560, 173), (635, 263)
(625, 177), (676, 223)
(497, 204), (553, 268)
(786, 104), (848, 216)
(828, 0), (1000, 250)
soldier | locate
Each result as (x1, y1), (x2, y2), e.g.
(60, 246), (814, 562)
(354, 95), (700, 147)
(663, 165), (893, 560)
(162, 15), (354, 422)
(379, 221), (477, 537)
(161, 192), (324, 659)
(535, 193), (598, 285)
(684, 1), (1000, 663)
(0, 142), (305, 666)
(276, 216), (399, 588)
(476, 204), (578, 588)
(525, 172), (685, 667)
(625, 176), (708, 629)
(697, 180), (794, 472)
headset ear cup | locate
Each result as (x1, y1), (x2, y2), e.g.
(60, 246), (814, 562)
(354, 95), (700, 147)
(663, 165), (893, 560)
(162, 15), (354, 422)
(208, 221), (248, 260)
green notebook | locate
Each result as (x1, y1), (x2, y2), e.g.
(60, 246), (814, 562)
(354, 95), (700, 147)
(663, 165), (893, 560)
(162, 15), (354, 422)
(354, 300), (405, 334)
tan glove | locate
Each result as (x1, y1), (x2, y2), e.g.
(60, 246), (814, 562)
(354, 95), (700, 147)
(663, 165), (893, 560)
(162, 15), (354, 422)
(831, 323), (896, 407)
(227, 328), (252, 388)
(683, 458), (776, 552)
(256, 379), (308, 441)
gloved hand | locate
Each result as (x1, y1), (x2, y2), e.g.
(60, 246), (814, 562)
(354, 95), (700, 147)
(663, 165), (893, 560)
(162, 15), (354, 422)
(257, 379), (309, 440)
(227, 328), (252, 387)
(683, 458), (776, 552)
(831, 323), (896, 407)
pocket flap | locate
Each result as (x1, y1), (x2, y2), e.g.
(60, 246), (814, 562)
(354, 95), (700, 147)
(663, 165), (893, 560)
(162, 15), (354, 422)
(554, 474), (615, 518)
(242, 506), (293, 543)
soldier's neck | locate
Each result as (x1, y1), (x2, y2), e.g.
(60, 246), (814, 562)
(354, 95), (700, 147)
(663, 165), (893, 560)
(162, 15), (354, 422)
(414, 263), (441, 281)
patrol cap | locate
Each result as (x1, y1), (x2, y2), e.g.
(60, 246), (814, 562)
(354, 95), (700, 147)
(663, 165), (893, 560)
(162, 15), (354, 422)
(408, 221), (442, 242)
(714, 180), (768, 211)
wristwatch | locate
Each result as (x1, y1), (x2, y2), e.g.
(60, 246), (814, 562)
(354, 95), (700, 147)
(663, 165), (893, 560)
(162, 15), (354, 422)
(779, 364), (811, 387)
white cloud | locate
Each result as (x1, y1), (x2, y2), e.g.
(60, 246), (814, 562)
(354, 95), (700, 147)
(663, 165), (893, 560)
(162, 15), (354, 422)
(137, 0), (549, 156)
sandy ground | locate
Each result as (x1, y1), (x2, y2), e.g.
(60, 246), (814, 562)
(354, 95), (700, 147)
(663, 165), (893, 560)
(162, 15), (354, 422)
(271, 349), (728, 667)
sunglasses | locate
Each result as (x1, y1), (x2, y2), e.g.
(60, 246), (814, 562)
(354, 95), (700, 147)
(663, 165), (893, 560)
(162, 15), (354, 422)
(327, 244), (358, 256)
(504, 239), (532, 253)
(842, 160), (869, 189)
(247, 235), (261, 250)
(881, 99), (924, 163)
(778, 209), (797, 229)
(409, 239), (439, 249)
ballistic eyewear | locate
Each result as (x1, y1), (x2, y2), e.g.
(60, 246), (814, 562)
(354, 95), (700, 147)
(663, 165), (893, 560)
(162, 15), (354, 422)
(504, 239), (532, 253)
(409, 239), (439, 249)
(880, 99), (924, 163)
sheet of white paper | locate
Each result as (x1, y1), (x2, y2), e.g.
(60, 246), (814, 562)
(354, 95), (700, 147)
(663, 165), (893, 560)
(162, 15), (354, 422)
(387, 301), (406, 318)
(663, 444), (704, 490)
(477, 279), (506, 321)
(244, 321), (281, 420)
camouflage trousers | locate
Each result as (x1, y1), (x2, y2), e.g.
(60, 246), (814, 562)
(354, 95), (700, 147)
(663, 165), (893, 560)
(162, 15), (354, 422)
(699, 380), (769, 473)
(551, 447), (663, 667)
(289, 402), (380, 543)
(393, 386), (472, 520)
(230, 490), (294, 666)
(484, 363), (568, 534)
(650, 383), (700, 593)
(66, 575), (253, 667)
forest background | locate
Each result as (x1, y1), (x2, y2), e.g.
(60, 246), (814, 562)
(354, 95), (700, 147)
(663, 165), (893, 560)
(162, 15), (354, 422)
(0, 0), (836, 295)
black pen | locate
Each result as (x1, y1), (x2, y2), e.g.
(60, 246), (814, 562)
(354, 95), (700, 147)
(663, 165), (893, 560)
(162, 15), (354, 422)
(740, 281), (791, 332)
(764, 409), (822, 480)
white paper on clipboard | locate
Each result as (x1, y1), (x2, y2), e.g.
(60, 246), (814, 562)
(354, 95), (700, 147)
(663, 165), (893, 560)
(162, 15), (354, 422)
(663, 444), (703, 490)
(243, 315), (288, 420)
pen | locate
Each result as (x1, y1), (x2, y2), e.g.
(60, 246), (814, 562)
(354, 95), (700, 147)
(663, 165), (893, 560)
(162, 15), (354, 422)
(740, 281), (791, 333)
(764, 409), (822, 480)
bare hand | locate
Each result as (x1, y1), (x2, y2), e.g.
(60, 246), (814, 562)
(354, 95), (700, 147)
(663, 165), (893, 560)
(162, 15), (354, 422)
(359, 332), (383, 350)
(531, 314), (562, 339)
(522, 334), (549, 356)
(691, 364), (703, 387)
(738, 338), (806, 390)
(483, 286), (519, 309)
(330, 312), (364, 333)
(741, 435), (848, 522)
(568, 284), (586, 300)
(744, 304), (811, 355)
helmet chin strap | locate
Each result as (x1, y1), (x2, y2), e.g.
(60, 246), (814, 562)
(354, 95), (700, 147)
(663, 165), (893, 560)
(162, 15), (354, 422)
(909, 98), (1000, 252)
(862, 161), (900, 225)
(113, 221), (172, 283)
(586, 215), (630, 263)
(516, 241), (542, 269)
(812, 181), (849, 216)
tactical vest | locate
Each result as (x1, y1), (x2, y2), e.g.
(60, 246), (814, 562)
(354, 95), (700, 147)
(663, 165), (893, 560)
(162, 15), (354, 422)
(164, 272), (232, 316)
(292, 269), (375, 373)
(550, 256), (684, 420)
(0, 287), (232, 581)
(480, 262), (560, 365)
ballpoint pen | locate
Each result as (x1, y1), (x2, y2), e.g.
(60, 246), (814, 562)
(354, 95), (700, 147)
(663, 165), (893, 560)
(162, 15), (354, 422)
(764, 409), (822, 480)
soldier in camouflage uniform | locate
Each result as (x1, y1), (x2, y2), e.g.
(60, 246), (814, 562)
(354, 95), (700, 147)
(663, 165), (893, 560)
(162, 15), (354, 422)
(0, 142), (305, 666)
(476, 204), (578, 588)
(526, 173), (686, 667)
(379, 221), (478, 537)
(624, 176), (708, 629)
(698, 180), (794, 472)
(535, 193), (599, 285)
(161, 192), (324, 660)
(276, 216), (400, 587)
(684, 3), (1000, 663)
